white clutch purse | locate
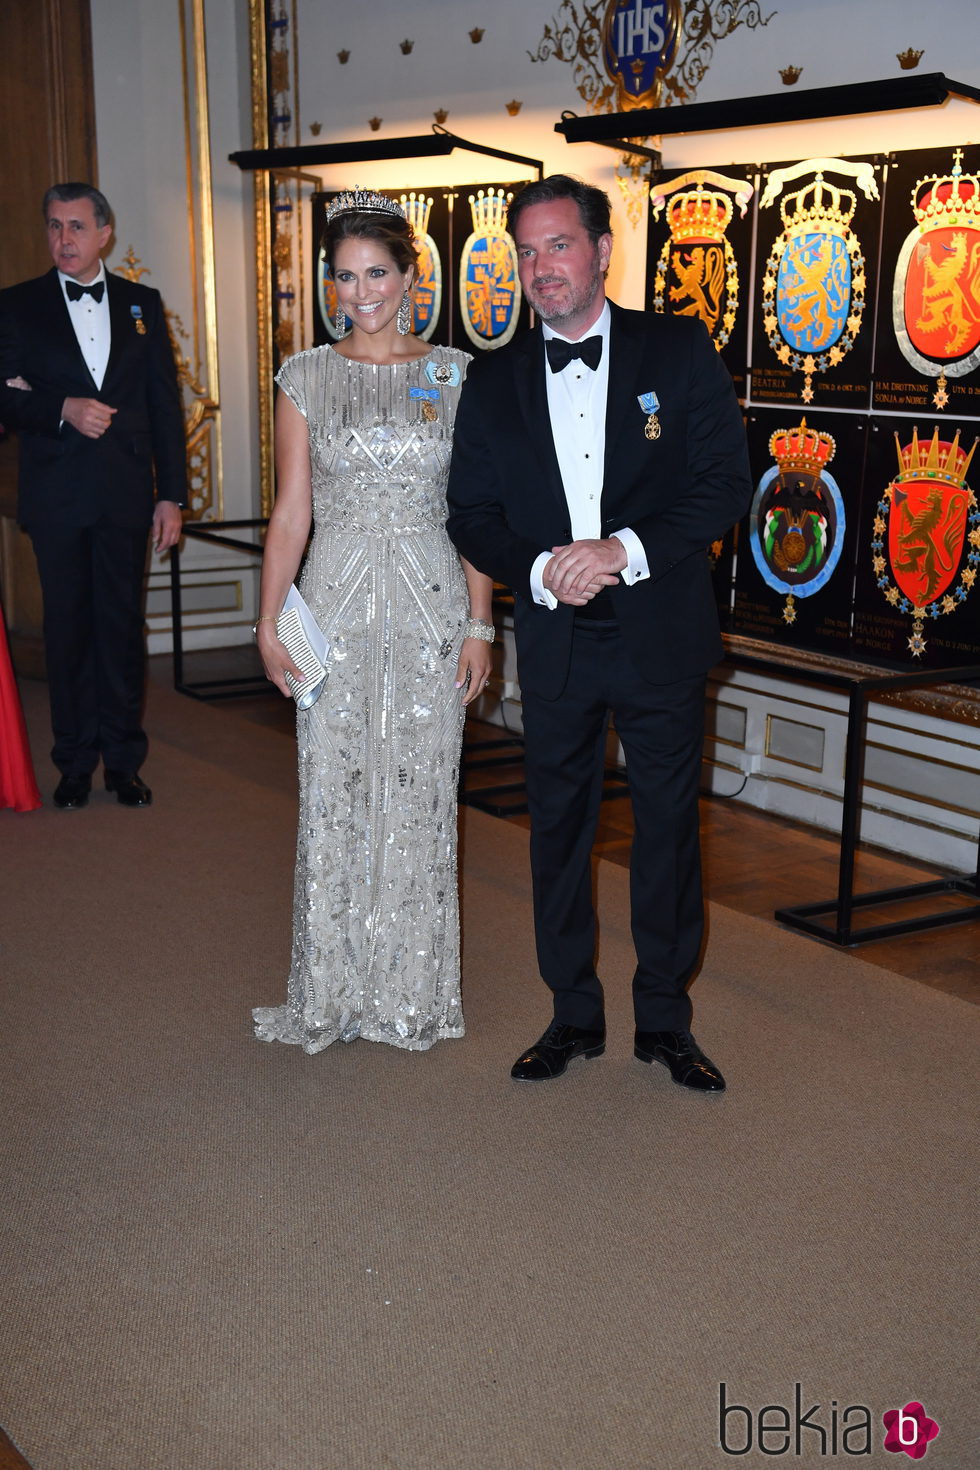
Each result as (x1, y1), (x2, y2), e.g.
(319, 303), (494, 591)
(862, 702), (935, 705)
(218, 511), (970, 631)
(275, 585), (330, 710)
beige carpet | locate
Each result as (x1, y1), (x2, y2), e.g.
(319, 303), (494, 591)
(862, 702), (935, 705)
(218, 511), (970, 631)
(1, 676), (977, 1469)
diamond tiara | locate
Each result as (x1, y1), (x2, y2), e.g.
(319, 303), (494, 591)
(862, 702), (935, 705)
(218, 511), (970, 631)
(323, 189), (407, 225)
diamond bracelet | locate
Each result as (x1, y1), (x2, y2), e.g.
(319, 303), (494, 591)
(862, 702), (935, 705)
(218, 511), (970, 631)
(464, 619), (495, 642)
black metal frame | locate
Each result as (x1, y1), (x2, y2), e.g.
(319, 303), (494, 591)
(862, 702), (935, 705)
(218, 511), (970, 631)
(555, 72), (980, 157)
(229, 123), (543, 179)
(169, 519), (269, 699)
(723, 653), (980, 946)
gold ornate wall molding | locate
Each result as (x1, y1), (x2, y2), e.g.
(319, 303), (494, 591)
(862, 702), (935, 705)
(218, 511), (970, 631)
(179, 0), (222, 519)
(115, 1), (222, 520)
(250, 0), (274, 518)
(249, 0), (304, 518)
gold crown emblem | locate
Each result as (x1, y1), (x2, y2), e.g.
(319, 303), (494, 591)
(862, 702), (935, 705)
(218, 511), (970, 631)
(897, 47), (924, 69)
(468, 188), (511, 234)
(780, 172), (856, 235)
(665, 181), (733, 244)
(893, 425), (977, 486)
(779, 65), (803, 85)
(911, 149), (980, 234)
(769, 417), (836, 474)
(399, 191), (432, 237)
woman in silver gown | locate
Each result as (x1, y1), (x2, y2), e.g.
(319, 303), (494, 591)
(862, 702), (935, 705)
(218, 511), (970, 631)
(252, 192), (493, 1054)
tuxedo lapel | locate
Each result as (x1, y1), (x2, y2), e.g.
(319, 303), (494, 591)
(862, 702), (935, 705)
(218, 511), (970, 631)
(513, 328), (567, 514)
(603, 303), (646, 491)
(103, 274), (136, 390)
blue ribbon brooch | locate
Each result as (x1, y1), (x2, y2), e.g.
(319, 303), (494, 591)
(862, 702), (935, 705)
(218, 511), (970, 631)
(638, 390), (660, 440)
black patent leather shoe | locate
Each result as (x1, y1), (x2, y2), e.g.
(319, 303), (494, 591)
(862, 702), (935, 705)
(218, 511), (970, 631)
(634, 1030), (726, 1092)
(104, 771), (153, 807)
(53, 774), (91, 809)
(511, 1020), (606, 1081)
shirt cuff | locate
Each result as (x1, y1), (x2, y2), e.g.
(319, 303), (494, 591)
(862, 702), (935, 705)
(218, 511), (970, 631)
(612, 527), (649, 586)
(530, 550), (558, 610)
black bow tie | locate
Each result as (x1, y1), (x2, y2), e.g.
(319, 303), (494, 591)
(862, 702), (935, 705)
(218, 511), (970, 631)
(66, 280), (105, 303)
(546, 334), (602, 373)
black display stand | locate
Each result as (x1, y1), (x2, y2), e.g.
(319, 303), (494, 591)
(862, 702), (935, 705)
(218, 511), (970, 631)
(169, 521), (268, 699)
(723, 649), (980, 946)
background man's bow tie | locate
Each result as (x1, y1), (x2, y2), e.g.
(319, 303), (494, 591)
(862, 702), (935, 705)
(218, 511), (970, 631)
(66, 280), (105, 303)
(546, 335), (602, 373)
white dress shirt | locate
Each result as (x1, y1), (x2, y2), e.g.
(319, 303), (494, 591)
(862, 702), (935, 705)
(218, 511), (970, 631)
(60, 265), (110, 390)
(530, 302), (650, 608)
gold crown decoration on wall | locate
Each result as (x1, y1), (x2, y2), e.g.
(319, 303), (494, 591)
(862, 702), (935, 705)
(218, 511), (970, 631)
(779, 173), (858, 238)
(369, 116), (382, 131)
(664, 179), (734, 243)
(337, 50), (350, 64)
(768, 418), (837, 475)
(400, 192), (433, 237)
(468, 188), (512, 233)
(400, 38), (414, 54)
(894, 425), (977, 486)
(506, 99), (522, 115)
(434, 107), (449, 124)
(469, 27), (485, 43)
(911, 148), (979, 232)
(779, 65), (803, 85)
(897, 48), (924, 69)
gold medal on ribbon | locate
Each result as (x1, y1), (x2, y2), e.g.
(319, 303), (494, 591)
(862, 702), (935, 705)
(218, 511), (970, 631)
(639, 390), (661, 440)
(411, 386), (440, 422)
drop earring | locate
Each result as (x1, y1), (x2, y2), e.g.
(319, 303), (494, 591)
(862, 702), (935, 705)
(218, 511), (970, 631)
(397, 290), (412, 335)
(334, 302), (348, 336)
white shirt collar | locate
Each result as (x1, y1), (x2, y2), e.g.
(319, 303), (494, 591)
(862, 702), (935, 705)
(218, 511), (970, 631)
(541, 299), (610, 346)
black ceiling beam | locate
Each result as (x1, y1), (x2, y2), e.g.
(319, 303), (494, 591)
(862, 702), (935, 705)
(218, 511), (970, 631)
(230, 135), (452, 169)
(229, 126), (541, 176)
(555, 72), (980, 147)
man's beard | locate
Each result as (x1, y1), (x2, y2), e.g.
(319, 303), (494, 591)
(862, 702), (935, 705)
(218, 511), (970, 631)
(526, 259), (602, 327)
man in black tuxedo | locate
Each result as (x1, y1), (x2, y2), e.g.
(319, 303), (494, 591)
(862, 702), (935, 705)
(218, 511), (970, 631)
(0, 183), (186, 808)
(447, 176), (752, 1091)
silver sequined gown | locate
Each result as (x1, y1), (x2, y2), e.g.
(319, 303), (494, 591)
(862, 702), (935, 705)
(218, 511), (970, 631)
(253, 345), (472, 1053)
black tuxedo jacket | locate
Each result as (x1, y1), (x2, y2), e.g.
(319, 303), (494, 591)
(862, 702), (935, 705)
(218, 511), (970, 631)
(446, 303), (752, 698)
(0, 268), (186, 531)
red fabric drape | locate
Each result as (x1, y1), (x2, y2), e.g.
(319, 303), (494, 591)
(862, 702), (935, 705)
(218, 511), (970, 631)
(0, 604), (42, 812)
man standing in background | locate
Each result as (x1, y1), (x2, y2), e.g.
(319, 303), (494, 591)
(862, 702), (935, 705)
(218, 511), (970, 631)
(0, 183), (186, 808)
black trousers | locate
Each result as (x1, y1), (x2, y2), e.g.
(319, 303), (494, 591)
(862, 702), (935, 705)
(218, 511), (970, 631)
(520, 621), (707, 1032)
(30, 517), (150, 778)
